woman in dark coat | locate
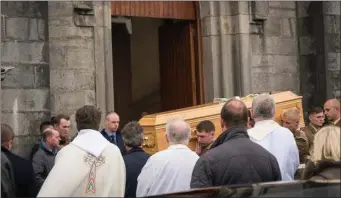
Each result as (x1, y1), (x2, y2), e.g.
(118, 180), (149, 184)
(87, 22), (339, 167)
(302, 126), (341, 180)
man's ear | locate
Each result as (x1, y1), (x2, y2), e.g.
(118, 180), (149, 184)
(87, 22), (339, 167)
(220, 118), (226, 130)
(308, 114), (312, 121)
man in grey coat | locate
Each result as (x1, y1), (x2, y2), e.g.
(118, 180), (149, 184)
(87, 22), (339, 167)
(32, 128), (60, 189)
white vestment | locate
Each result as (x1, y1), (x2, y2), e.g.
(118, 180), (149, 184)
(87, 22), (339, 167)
(37, 129), (126, 197)
(247, 120), (299, 181)
(136, 144), (199, 197)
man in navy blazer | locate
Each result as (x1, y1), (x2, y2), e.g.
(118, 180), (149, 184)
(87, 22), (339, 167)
(100, 112), (126, 155)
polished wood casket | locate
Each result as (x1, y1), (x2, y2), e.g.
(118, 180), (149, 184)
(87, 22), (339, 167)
(139, 91), (304, 155)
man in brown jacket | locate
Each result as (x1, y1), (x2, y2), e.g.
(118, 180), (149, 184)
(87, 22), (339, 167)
(303, 106), (325, 151)
(324, 99), (340, 127)
(281, 109), (309, 164)
(195, 120), (215, 156)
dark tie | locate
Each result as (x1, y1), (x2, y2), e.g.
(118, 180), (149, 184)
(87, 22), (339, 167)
(110, 135), (117, 145)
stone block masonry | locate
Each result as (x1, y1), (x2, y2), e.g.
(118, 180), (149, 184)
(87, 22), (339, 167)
(1, 1), (50, 158)
(251, 1), (300, 94)
(48, 1), (97, 138)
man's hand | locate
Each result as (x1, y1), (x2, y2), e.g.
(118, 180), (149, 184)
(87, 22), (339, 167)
(195, 142), (202, 154)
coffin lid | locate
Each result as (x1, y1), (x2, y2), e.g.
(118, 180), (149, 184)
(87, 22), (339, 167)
(139, 91), (302, 127)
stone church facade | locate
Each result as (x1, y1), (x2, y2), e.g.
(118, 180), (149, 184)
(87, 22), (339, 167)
(1, 1), (340, 157)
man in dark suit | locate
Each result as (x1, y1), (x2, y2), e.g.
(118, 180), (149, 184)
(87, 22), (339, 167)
(101, 112), (126, 154)
(1, 151), (16, 198)
(121, 121), (150, 198)
(1, 124), (38, 197)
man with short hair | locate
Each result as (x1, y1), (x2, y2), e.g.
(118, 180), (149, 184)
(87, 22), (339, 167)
(51, 114), (71, 147)
(32, 128), (60, 189)
(136, 119), (199, 197)
(248, 94), (299, 181)
(1, 124), (38, 197)
(37, 105), (126, 197)
(121, 121), (150, 198)
(324, 99), (340, 127)
(195, 120), (215, 156)
(191, 99), (281, 188)
(282, 108), (309, 164)
(101, 112), (126, 154)
(303, 106), (325, 151)
(30, 121), (53, 160)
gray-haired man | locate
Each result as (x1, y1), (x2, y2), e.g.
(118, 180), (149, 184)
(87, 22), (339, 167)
(247, 94), (299, 181)
(136, 118), (199, 197)
(121, 121), (150, 198)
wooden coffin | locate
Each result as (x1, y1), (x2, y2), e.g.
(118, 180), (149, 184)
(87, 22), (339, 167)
(139, 91), (304, 155)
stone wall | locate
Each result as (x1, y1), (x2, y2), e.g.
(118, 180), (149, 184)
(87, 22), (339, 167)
(251, 1), (300, 94)
(297, 1), (340, 117)
(323, 1), (340, 99)
(48, 1), (112, 136)
(1, 1), (50, 157)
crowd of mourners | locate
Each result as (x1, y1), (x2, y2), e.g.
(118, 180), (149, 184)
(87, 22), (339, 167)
(1, 93), (340, 198)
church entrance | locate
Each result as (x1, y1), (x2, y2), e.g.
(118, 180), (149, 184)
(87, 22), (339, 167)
(111, 1), (204, 127)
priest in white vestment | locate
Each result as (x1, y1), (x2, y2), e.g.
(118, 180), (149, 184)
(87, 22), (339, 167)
(247, 94), (299, 181)
(136, 118), (199, 197)
(37, 105), (126, 197)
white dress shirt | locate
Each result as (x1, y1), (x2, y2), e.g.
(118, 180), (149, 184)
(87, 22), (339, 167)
(136, 144), (199, 197)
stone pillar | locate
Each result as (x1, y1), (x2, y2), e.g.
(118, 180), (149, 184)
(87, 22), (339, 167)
(199, 1), (252, 100)
(48, 1), (112, 134)
(323, 1), (340, 99)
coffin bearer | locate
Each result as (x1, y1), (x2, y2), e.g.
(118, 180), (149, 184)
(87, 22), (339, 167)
(324, 99), (340, 127)
(248, 94), (299, 181)
(101, 112), (126, 154)
(37, 105), (125, 197)
(51, 114), (71, 147)
(281, 108), (309, 164)
(136, 118), (199, 196)
(195, 120), (215, 156)
(121, 121), (150, 198)
(191, 99), (281, 188)
(303, 106), (325, 151)
(32, 128), (60, 190)
(1, 124), (38, 197)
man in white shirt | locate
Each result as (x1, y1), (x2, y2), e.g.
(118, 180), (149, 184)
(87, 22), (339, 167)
(136, 118), (199, 197)
(247, 94), (299, 181)
(37, 105), (126, 197)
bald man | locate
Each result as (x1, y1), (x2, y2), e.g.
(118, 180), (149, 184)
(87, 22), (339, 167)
(100, 112), (126, 154)
(324, 99), (340, 127)
(281, 109), (309, 164)
(137, 119), (199, 196)
(191, 99), (281, 188)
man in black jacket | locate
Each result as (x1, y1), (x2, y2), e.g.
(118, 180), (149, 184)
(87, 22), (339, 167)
(1, 151), (16, 198)
(100, 112), (126, 154)
(1, 124), (38, 197)
(191, 99), (281, 188)
(121, 121), (150, 198)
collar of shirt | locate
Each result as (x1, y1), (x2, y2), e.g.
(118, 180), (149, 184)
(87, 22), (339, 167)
(167, 144), (189, 150)
(309, 123), (319, 132)
(334, 118), (340, 125)
(105, 128), (116, 137)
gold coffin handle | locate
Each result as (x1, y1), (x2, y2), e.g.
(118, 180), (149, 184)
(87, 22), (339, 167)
(143, 136), (155, 148)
